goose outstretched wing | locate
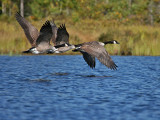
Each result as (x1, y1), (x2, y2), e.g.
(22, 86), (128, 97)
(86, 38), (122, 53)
(15, 12), (39, 47)
(80, 42), (118, 70)
(36, 21), (53, 46)
(80, 51), (96, 69)
(56, 24), (69, 46)
(50, 20), (58, 45)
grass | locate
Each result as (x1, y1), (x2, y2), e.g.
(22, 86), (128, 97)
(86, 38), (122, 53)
(0, 18), (160, 56)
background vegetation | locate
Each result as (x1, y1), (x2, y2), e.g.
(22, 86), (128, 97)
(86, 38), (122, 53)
(0, 0), (160, 56)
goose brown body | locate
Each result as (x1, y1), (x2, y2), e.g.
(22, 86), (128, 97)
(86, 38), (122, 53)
(73, 41), (119, 70)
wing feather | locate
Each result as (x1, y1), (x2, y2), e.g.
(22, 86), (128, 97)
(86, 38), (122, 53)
(56, 24), (69, 45)
(36, 20), (53, 46)
(15, 12), (39, 47)
(80, 42), (118, 70)
(50, 20), (58, 45)
(81, 51), (96, 69)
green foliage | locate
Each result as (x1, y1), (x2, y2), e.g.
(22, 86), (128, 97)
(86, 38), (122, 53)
(28, 0), (53, 19)
(1, 0), (160, 24)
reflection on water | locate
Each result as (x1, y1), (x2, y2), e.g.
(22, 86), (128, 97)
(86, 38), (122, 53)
(0, 55), (160, 120)
(30, 79), (52, 82)
(78, 74), (112, 78)
(49, 72), (70, 76)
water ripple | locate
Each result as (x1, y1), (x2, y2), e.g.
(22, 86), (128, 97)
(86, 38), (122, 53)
(0, 55), (160, 120)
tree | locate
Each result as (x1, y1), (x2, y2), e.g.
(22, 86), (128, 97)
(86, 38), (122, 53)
(20, 0), (24, 17)
(2, 0), (7, 14)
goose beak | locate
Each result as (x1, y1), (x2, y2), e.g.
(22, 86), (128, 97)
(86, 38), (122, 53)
(117, 42), (120, 44)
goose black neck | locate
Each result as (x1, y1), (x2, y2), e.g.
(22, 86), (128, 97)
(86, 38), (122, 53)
(103, 41), (114, 44)
(54, 44), (66, 48)
(75, 44), (82, 47)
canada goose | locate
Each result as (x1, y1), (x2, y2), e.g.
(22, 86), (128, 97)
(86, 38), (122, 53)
(15, 12), (56, 54)
(15, 12), (74, 54)
(50, 23), (75, 53)
(22, 20), (56, 54)
(72, 40), (119, 70)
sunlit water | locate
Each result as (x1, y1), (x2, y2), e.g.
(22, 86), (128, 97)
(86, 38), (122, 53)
(0, 55), (160, 120)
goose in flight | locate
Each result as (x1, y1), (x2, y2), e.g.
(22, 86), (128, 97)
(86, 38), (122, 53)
(50, 23), (75, 53)
(15, 12), (74, 54)
(22, 20), (57, 54)
(72, 40), (119, 70)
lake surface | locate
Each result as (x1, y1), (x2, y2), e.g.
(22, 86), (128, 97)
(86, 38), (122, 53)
(0, 55), (160, 120)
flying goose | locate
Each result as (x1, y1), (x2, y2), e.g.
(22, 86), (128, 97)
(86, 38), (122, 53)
(72, 40), (119, 70)
(15, 12), (74, 54)
(15, 12), (55, 54)
(50, 23), (75, 53)
(22, 20), (57, 54)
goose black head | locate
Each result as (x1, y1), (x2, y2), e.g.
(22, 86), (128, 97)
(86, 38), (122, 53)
(112, 40), (120, 44)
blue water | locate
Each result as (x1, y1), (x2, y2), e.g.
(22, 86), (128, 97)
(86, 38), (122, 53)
(0, 55), (160, 120)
